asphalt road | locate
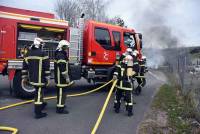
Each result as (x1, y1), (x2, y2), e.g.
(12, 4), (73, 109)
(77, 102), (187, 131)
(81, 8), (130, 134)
(0, 70), (167, 134)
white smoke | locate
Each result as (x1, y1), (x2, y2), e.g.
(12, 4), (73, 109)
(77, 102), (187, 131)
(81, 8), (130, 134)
(107, 0), (200, 68)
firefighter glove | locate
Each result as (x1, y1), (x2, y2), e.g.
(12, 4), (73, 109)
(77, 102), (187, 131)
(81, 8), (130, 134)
(113, 75), (117, 80)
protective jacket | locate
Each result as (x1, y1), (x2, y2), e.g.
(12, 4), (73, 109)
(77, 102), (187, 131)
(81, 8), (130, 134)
(54, 50), (70, 87)
(22, 47), (50, 87)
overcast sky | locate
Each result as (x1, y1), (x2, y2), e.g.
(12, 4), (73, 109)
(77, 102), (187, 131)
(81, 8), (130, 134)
(1, 0), (200, 46)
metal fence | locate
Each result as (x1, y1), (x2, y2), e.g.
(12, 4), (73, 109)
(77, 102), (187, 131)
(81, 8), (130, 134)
(163, 47), (200, 113)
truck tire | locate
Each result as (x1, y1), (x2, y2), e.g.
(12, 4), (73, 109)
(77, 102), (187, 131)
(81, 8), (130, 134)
(13, 71), (35, 98)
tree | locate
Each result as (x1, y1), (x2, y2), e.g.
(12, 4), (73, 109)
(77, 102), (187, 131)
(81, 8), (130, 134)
(80, 0), (107, 22)
(54, 0), (125, 27)
(55, 0), (81, 26)
(106, 16), (125, 27)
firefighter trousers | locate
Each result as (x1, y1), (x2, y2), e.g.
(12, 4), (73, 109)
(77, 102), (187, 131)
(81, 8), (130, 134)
(114, 88), (133, 113)
(34, 86), (45, 114)
(56, 87), (67, 109)
(137, 77), (146, 87)
(136, 75), (146, 91)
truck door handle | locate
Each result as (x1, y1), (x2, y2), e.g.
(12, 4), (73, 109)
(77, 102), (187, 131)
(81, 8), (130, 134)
(91, 51), (96, 56)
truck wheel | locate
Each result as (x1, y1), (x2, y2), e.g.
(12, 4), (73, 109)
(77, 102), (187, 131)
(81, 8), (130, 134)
(13, 71), (35, 98)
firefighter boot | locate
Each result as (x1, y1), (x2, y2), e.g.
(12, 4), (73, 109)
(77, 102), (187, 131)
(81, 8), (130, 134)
(34, 105), (47, 119)
(114, 102), (121, 113)
(56, 107), (69, 114)
(127, 106), (133, 117)
(135, 85), (142, 95)
(41, 102), (47, 110)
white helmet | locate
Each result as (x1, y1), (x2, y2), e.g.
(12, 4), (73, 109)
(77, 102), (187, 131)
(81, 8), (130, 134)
(33, 38), (44, 48)
(57, 40), (70, 51)
(123, 55), (133, 65)
(132, 50), (139, 56)
(126, 48), (132, 53)
(130, 35), (134, 39)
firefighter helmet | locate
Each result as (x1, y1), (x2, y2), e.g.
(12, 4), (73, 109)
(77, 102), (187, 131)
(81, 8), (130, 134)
(33, 37), (44, 48)
(57, 40), (70, 51)
(142, 55), (147, 62)
(126, 48), (132, 54)
(123, 55), (133, 65)
(132, 50), (139, 56)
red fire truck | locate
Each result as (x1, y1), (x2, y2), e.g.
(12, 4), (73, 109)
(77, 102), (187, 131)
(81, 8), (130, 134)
(0, 6), (142, 98)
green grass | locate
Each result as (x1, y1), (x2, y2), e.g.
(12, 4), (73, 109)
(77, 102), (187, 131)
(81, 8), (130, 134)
(152, 84), (192, 134)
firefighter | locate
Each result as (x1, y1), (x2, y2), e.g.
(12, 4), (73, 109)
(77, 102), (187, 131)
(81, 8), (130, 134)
(135, 55), (147, 95)
(22, 37), (50, 119)
(131, 50), (139, 93)
(113, 48), (137, 117)
(54, 40), (73, 114)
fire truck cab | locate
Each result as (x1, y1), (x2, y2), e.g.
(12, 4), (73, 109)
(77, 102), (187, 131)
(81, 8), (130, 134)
(81, 20), (142, 84)
(0, 6), (142, 98)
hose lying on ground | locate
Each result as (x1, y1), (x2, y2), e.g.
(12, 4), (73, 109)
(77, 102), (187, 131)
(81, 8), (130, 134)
(0, 79), (115, 134)
(0, 80), (113, 111)
(0, 126), (18, 134)
(91, 80), (117, 134)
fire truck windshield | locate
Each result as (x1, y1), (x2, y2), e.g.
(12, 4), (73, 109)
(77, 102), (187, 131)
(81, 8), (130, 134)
(123, 32), (136, 48)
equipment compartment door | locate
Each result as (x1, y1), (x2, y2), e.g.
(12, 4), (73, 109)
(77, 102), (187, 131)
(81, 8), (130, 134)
(0, 24), (16, 59)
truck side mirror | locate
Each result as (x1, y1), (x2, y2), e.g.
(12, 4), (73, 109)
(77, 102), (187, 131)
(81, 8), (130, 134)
(135, 33), (143, 49)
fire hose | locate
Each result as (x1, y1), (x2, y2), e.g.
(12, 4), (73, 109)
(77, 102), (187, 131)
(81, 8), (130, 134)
(91, 80), (117, 134)
(0, 126), (18, 134)
(0, 79), (117, 134)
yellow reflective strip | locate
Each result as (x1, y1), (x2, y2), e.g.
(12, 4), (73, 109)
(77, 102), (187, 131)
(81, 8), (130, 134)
(26, 56), (42, 60)
(61, 70), (68, 75)
(57, 60), (67, 64)
(57, 65), (60, 85)
(45, 71), (51, 74)
(128, 103), (133, 105)
(57, 104), (65, 107)
(39, 59), (42, 84)
(66, 62), (68, 74)
(131, 93), (133, 104)
(43, 56), (49, 60)
(22, 75), (28, 78)
(29, 82), (45, 86)
(25, 58), (28, 63)
(26, 56), (49, 60)
(116, 85), (132, 91)
(36, 87), (42, 104)
(34, 102), (43, 105)
(116, 65), (121, 68)
(58, 88), (62, 106)
(22, 70), (27, 73)
(56, 81), (74, 87)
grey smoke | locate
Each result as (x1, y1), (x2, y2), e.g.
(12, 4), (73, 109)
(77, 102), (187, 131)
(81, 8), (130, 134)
(138, 0), (179, 48)
(107, 0), (200, 68)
